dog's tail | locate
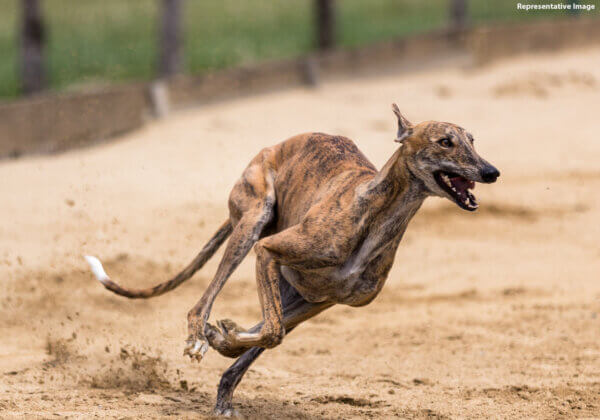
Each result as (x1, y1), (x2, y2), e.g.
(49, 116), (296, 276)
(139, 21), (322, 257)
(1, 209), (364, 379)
(84, 219), (232, 299)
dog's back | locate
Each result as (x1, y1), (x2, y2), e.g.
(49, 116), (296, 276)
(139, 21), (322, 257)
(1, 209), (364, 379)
(250, 133), (377, 231)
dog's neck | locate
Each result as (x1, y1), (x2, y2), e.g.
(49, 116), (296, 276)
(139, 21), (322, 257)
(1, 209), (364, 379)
(358, 146), (428, 242)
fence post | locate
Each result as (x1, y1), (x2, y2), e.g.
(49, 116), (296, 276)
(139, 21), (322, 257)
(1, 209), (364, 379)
(449, 0), (468, 31)
(159, 0), (183, 77)
(315, 0), (336, 50)
(20, 0), (46, 95)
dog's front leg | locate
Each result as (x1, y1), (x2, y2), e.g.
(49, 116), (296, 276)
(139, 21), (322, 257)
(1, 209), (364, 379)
(207, 241), (335, 356)
(205, 243), (285, 354)
(213, 297), (333, 415)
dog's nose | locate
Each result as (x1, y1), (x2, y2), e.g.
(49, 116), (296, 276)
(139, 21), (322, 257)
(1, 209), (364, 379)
(481, 165), (500, 183)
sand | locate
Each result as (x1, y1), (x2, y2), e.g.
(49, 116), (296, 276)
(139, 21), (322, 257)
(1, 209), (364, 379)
(1, 47), (600, 419)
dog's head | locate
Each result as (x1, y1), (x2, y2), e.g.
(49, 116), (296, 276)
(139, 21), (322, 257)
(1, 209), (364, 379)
(392, 104), (499, 211)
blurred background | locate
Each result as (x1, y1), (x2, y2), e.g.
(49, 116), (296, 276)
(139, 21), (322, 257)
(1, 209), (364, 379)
(1, 0), (596, 98)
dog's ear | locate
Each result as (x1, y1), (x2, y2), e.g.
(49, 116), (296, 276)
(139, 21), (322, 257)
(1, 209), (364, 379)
(391, 103), (413, 143)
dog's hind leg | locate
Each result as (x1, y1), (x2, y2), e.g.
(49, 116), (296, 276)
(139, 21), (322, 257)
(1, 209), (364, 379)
(184, 156), (276, 362)
(184, 206), (274, 361)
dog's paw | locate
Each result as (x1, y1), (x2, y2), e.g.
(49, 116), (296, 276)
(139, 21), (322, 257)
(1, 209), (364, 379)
(213, 405), (242, 417)
(204, 321), (247, 359)
(216, 318), (246, 336)
(183, 335), (209, 362)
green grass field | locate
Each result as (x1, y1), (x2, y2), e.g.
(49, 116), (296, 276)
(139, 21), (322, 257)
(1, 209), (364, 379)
(0, 0), (595, 99)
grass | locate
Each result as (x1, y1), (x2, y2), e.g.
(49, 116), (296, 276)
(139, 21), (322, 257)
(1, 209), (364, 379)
(0, 1), (18, 98)
(0, 0), (597, 99)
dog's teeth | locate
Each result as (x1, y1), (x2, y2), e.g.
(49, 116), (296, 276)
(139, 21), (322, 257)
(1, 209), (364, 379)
(451, 187), (457, 192)
(442, 174), (452, 187)
(466, 197), (478, 208)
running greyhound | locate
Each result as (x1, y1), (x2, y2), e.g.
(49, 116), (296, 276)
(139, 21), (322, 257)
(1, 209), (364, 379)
(85, 104), (500, 416)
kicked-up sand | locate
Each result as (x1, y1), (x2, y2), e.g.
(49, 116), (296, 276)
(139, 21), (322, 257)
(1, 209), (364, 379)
(1, 46), (600, 418)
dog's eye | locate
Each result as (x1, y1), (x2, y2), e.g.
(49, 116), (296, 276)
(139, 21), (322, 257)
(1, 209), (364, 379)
(437, 138), (453, 148)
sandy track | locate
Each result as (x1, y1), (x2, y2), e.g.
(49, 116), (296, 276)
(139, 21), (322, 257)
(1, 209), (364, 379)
(1, 47), (600, 419)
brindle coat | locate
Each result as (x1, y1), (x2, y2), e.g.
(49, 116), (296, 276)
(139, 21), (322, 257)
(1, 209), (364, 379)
(86, 105), (499, 416)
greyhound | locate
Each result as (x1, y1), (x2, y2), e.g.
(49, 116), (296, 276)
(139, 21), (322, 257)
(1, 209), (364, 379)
(85, 104), (499, 416)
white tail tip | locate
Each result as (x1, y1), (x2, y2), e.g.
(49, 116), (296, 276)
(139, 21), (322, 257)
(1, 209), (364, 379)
(84, 255), (110, 284)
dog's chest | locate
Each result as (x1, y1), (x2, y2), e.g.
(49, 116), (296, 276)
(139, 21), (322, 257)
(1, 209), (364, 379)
(281, 231), (394, 305)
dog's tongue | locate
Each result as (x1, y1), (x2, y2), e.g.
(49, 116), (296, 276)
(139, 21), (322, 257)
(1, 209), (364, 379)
(450, 176), (475, 192)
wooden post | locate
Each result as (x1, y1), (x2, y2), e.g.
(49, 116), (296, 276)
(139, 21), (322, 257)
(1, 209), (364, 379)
(315, 0), (335, 50)
(159, 0), (182, 78)
(20, 0), (46, 95)
(449, 0), (468, 31)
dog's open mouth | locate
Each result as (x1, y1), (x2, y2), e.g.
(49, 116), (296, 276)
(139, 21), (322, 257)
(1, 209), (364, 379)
(433, 171), (478, 211)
